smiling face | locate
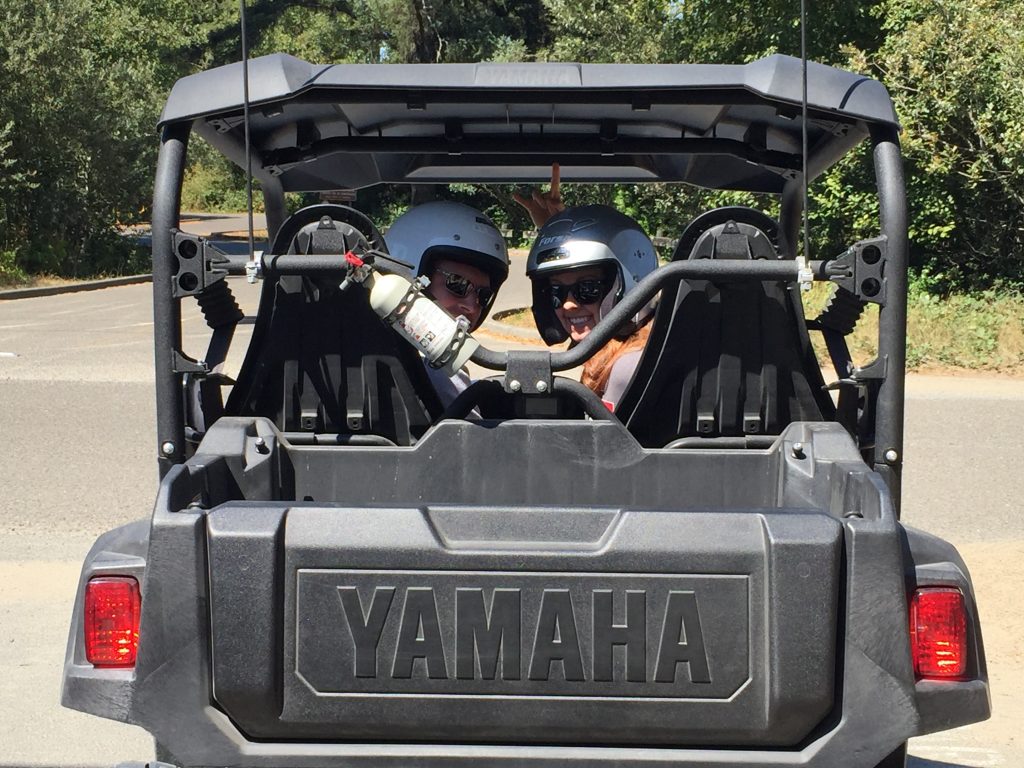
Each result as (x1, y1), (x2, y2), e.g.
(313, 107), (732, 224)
(548, 265), (610, 343)
(425, 258), (493, 330)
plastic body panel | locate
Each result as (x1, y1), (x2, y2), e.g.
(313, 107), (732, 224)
(218, 507), (841, 745)
(157, 55), (893, 194)
(61, 520), (149, 723)
(60, 418), (990, 767)
(159, 55), (897, 130)
(900, 525), (991, 734)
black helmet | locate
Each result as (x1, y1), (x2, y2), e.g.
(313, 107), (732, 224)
(526, 204), (658, 344)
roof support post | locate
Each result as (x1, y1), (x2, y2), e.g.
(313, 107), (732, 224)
(152, 123), (191, 479)
(871, 124), (908, 514)
(262, 179), (287, 249)
(779, 178), (803, 260)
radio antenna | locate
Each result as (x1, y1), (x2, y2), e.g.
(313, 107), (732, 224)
(240, 0), (255, 260)
(800, 0), (810, 262)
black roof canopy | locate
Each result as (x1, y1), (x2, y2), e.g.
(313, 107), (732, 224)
(160, 54), (898, 194)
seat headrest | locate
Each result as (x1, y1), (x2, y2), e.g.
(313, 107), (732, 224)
(673, 206), (781, 263)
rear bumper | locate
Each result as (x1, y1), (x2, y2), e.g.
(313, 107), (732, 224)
(61, 511), (989, 768)
(62, 422), (990, 768)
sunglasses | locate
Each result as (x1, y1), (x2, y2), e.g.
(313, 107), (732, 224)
(548, 278), (610, 309)
(435, 268), (494, 307)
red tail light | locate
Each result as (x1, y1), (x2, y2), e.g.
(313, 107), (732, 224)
(910, 587), (967, 679)
(84, 576), (141, 667)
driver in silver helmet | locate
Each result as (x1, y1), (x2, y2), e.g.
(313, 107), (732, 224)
(384, 200), (510, 407)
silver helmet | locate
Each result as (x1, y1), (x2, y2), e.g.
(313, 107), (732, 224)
(384, 201), (509, 323)
(526, 204), (658, 344)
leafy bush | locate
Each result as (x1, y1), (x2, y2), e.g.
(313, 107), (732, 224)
(181, 159), (266, 215)
(844, 0), (1024, 290)
(801, 280), (1024, 371)
(0, 0), (159, 277)
(0, 249), (27, 286)
(1, 0), (1021, 297)
(903, 288), (1024, 370)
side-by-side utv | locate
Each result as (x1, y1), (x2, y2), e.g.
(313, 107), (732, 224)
(62, 54), (989, 768)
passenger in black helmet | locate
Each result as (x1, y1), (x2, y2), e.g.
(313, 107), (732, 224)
(384, 201), (510, 407)
(525, 203), (658, 410)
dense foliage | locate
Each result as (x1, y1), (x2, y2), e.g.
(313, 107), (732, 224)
(868, 0), (1024, 289)
(0, 0), (1021, 290)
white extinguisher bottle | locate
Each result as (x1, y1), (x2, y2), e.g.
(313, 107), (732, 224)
(366, 272), (479, 376)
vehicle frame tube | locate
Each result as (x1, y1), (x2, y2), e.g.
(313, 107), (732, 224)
(871, 125), (908, 512)
(473, 259), (823, 372)
(262, 179), (288, 248)
(152, 122), (191, 478)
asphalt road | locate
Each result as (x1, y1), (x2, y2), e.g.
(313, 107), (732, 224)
(0, 281), (1021, 767)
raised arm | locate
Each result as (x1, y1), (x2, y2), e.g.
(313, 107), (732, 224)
(513, 163), (565, 228)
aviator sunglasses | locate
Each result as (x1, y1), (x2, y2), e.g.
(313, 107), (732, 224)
(548, 278), (610, 309)
(435, 268), (494, 307)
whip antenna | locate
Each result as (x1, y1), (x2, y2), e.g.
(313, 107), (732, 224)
(800, 0), (810, 263)
(240, 0), (255, 261)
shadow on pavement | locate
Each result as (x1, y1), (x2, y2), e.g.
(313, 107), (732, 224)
(909, 757), (976, 768)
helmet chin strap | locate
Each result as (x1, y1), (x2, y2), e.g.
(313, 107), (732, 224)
(596, 272), (623, 328)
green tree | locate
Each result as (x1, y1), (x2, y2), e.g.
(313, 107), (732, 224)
(663, 0), (886, 65)
(1, 0), (1019, 289)
(542, 0), (668, 63)
(0, 0), (163, 276)
(207, 0), (357, 63)
(838, 0), (1024, 289)
(351, 0), (549, 63)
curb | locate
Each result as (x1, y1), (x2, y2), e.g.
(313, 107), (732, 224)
(479, 321), (545, 343)
(483, 308), (542, 341)
(0, 274), (152, 301)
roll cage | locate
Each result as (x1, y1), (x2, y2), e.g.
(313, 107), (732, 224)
(151, 53), (907, 508)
